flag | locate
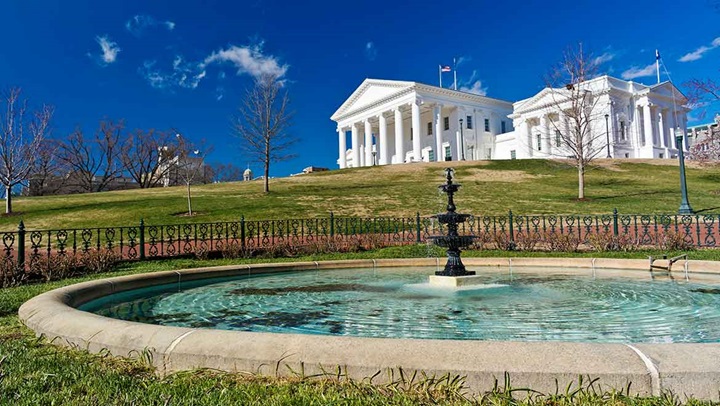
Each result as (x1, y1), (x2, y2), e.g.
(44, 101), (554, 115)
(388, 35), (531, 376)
(440, 65), (451, 72)
(656, 49), (660, 60)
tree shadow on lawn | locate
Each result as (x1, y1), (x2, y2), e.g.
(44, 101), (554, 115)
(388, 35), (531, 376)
(590, 190), (672, 201)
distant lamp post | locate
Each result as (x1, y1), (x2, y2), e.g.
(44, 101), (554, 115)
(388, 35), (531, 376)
(372, 150), (377, 166)
(459, 118), (465, 160)
(675, 128), (694, 215)
(604, 114), (611, 158)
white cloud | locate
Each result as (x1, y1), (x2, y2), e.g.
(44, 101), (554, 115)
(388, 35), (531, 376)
(365, 42), (377, 61)
(678, 36), (720, 62)
(592, 52), (615, 66)
(95, 35), (120, 64)
(203, 42), (288, 80)
(139, 57), (206, 89)
(126, 15), (176, 36)
(460, 80), (487, 96)
(455, 56), (470, 67)
(215, 86), (225, 101)
(621, 63), (656, 80)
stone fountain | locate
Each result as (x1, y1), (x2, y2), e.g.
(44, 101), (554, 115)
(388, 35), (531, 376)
(428, 168), (482, 287)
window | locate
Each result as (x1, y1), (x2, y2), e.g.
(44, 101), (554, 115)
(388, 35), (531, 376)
(427, 122), (433, 136)
(510, 150), (516, 160)
(443, 117), (449, 130)
(620, 121), (626, 140)
(466, 115), (473, 129)
(444, 145), (452, 161)
(410, 128), (413, 141)
(484, 118), (490, 132)
(428, 150), (435, 161)
(536, 134), (542, 151)
(501, 121), (506, 133)
(486, 148), (492, 159)
(555, 130), (561, 147)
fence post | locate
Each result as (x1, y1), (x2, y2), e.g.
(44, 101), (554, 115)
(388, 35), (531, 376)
(508, 210), (515, 248)
(139, 219), (145, 260)
(613, 208), (619, 237)
(17, 221), (25, 269)
(329, 212), (334, 238)
(240, 215), (246, 249)
(416, 212), (421, 244)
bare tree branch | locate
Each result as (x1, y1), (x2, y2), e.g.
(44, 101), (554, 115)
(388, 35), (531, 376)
(0, 87), (53, 213)
(121, 128), (177, 188)
(232, 74), (296, 193)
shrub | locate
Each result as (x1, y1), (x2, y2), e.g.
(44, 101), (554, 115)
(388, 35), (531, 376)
(545, 232), (580, 252)
(80, 249), (121, 274)
(514, 232), (541, 251)
(586, 232), (640, 252)
(0, 257), (26, 288)
(491, 232), (515, 251)
(657, 230), (695, 251)
(220, 243), (255, 259)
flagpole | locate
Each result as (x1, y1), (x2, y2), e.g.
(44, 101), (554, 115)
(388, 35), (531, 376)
(453, 58), (457, 90)
(439, 65), (442, 88)
(655, 49), (661, 84)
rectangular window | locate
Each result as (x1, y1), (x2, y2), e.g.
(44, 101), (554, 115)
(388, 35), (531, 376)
(501, 121), (506, 133)
(537, 134), (542, 151)
(410, 128), (413, 141)
(427, 122), (433, 136)
(555, 130), (561, 147)
(486, 148), (492, 159)
(443, 117), (449, 130)
(428, 150), (435, 161)
(466, 115), (473, 129)
(484, 118), (490, 132)
(620, 121), (626, 140)
(444, 145), (452, 161)
(510, 150), (516, 160)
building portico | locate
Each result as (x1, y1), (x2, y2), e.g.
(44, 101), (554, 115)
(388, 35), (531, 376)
(332, 79), (514, 168)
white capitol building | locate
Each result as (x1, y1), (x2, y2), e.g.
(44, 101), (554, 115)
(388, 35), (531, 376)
(330, 76), (690, 168)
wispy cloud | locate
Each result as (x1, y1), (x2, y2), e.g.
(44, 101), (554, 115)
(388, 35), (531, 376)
(364, 42), (377, 61)
(592, 51), (615, 66)
(203, 42), (288, 80)
(678, 37), (720, 62)
(215, 86), (225, 101)
(95, 35), (120, 64)
(458, 70), (487, 95)
(138, 56), (206, 89)
(621, 63), (656, 80)
(126, 14), (176, 36)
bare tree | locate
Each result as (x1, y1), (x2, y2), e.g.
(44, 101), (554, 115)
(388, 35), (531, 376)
(60, 119), (125, 193)
(174, 134), (211, 216)
(233, 73), (295, 193)
(544, 44), (605, 200)
(210, 162), (243, 182)
(121, 128), (177, 188)
(0, 88), (53, 213)
(28, 138), (65, 196)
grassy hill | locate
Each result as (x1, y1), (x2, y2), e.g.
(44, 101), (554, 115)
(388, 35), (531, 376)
(4, 159), (720, 231)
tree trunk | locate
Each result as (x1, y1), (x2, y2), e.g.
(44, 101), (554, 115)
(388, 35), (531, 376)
(264, 161), (270, 193)
(577, 162), (585, 200)
(186, 182), (193, 216)
(5, 186), (11, 214)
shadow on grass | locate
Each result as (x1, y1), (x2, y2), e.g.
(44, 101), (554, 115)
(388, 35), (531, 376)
(589, 190), (672, 201)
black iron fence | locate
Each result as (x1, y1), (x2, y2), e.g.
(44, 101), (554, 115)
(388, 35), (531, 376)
(2, 210), (719, 270)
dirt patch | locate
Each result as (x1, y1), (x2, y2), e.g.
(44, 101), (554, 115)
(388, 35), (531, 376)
(464, 168), (545, 183)
(171, 211), (206, 217)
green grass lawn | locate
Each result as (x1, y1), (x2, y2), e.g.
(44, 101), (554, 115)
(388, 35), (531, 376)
(3, 247), (720, 405)
(4, 159), (720, 231)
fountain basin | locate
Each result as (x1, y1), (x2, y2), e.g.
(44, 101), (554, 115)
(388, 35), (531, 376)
(427, 235), (477, 249)
(18, 258), (720, 400)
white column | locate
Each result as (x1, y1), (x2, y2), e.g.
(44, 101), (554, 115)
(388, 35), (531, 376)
(658, 110), (666, 149)
(527, 118), (534, 157)
(394, 108), (404, 164)
(378, 113), (388, 165)
(455, 127), (462, 160)
(338, 127), (347, 169)
(539, 115), (548, 156)
(350, 124), (360, 168)
(364, 119), (372, 166)
(411, 101), (422, 161)
(514, 120), (524, 159)
(680, 114), (689, 151)
(434, 104), (443, 162)
(643, 104), (653, 150)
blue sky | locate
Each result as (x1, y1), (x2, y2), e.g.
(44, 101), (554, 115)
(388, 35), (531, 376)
(1, 0), (718, 177)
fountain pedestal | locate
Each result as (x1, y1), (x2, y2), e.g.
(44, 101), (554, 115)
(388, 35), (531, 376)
(429, 274), (486, 287)
(427, 168), (478, 285)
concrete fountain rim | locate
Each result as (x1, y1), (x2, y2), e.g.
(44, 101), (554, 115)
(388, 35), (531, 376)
(18, 257), (720, 400)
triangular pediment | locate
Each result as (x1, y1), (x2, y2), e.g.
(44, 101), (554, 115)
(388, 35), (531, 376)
(513, 88), (568, 114)
(331, 79), (415, 121)
(648, 81), (689, 104)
